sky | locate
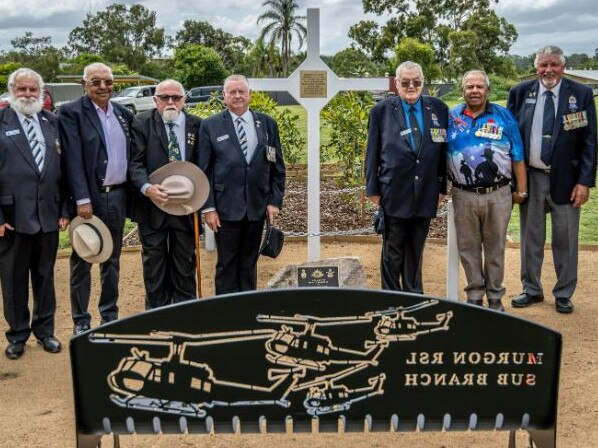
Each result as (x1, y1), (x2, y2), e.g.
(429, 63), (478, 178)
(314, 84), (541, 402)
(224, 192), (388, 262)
(0, 0), (597, 58)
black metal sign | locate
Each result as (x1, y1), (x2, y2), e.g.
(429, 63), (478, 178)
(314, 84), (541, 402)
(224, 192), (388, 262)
(297, 266), (339, 287)
(71, 289), (560, 448)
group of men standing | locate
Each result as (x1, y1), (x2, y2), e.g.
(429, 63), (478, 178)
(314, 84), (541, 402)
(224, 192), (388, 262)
(366, 45), (596, 314)
(1, 43), (594, 360)
(0, 64), (286, 360)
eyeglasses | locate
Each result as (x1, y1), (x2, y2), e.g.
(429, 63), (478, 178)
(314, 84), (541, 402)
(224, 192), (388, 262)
(156, 94), (184, 102)
(88, 79), (114, 87)
(399, 79), (423, 88)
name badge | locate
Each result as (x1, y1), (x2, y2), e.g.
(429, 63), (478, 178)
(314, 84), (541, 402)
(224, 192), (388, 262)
(525, 98), (537, 105)
(216, 134), (229, 142)
(400, 129), (412, 137)
(266, 146), (277, 162)
(5, 129), (20, 136)
(563, 110), (588, 131)
(430, 128), (447, 143)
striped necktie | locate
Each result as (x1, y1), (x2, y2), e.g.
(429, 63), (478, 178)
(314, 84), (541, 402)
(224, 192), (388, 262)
(235, 117), (248, 160)
(25, 115), (44, 171)
(167, 122), (181, 162)
(540, 91), (555, 166)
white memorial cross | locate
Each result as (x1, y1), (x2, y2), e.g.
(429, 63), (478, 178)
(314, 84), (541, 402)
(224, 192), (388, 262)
(249, 8), (387, 262)
(249, 8), (460, 300)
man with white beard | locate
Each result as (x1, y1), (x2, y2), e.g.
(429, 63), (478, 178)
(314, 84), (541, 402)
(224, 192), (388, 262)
(129, 79), (202, 308)
(0, 68), (69, 359)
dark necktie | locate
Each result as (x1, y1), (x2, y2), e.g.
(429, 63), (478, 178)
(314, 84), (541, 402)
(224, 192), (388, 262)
(25, 115), (44, 171)
(541, 91), (555, 166)
(235, 117), (248, 160)
(408, 106), (422, 152)
(167, 122), (181, 162)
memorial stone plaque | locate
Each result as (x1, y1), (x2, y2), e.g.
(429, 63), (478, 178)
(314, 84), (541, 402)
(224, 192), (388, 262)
(300, 70), (327, 98)
(297, 265), (339, 287)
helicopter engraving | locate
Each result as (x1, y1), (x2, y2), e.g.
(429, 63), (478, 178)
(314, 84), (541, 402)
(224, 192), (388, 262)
(89, 299), (452, 418)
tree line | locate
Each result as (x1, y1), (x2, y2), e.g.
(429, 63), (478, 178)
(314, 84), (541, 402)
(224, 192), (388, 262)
(1, 0), (598, 93)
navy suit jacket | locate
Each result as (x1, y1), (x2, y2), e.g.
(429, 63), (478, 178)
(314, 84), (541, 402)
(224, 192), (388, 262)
(0, 107), (67, 233)
(129, 109), (201, 228)
(197, 109), (285, 221)
(365, 95), (448, 219)
(508, 78), (597, 204)
(58, 95), (134, 213)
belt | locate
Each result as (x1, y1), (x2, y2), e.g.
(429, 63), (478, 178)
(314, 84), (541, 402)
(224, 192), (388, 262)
(452, 178), (510, 194)
(529, 166), (551, 174)
(99, 183), (124, 193)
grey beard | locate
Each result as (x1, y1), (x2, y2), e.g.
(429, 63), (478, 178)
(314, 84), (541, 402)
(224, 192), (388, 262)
(10, 97), (43, 116)
(162, 109), (180, 123)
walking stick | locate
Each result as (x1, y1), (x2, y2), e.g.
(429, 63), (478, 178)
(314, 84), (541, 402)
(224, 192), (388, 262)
(193, 211), (202, 298)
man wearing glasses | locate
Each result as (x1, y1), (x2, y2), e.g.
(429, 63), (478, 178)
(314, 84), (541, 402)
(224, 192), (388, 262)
(58, 63), (134, 334)
(365, 61), (448, 293)
(198, 74), (285, 295)
(129, 79), (202, 308)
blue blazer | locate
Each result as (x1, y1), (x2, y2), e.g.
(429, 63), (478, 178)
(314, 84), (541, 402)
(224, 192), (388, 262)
(197, 109), (285, 221)
(58, 95), (134, 211)
(0, 107), (68, 233)
(365, 95), (448, 219)
(508, 78), (597, 204)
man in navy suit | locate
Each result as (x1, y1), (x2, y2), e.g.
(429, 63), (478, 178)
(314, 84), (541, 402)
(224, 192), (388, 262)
(58, 63), (134, 333)
(508, 45), (597, 314)
(365, 61), (448, 293)
(129, 79), (201, 308)
(0, 68), (69, 359)
(198, 74), (285, 295)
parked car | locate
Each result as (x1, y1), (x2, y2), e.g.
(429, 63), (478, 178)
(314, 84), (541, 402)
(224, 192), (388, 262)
(44, 83), (83, 111)
(185, 85), (223, 108)
(110, 85), (157, 114)
(0, 92), (9, 109)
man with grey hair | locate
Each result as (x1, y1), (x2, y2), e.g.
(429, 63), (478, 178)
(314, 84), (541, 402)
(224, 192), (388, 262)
(0, 68), (69, 359)
(129, 79), (202, 308)
(58, 62), (134, 334)
(508, 45), (597, 314)
(447, 69), (527, 311)
(365, 61), (448, 293)
(198, 74), (285, 295)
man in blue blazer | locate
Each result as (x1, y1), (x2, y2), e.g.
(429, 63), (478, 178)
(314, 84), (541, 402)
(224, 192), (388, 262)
(0, 68), (69, 359)
(198, 74), (285, 295)
(508, 45), (597, 314)
(365, 61), (448, 293)
(58, 63), (134, 333)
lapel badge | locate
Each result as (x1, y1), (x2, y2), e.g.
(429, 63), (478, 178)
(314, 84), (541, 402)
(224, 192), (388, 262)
(568, 95), (578, 111)
(431, 113), (439, 127)
(55, 138), (62, 155)
(187, 132), (196, 147)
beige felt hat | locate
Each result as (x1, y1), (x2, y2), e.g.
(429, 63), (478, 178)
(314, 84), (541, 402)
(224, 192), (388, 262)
(148, 161), (210, 216)
(69, 215), (113, 264)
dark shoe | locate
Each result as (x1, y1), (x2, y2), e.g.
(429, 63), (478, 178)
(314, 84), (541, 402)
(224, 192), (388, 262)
(73, 324), (91, 335)
(511, 293), (544, 308)
(488, 299), (505, 312)
(37, 336), (61, 354)
(466, 299), (483, 306)
(5, 342), (25, 360)
(555, 297), (573, 314)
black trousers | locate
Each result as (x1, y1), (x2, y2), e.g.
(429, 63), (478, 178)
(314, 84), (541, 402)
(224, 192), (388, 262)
(0, 230), (58, 343)
(70, 188), (126, 326)
(381, 215), (431, 293)
(139, 215), (196, 309)
(214, 216), (265, 295)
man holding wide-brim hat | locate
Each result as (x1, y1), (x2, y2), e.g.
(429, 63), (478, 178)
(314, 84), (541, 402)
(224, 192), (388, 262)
(129, 79), (206, 309)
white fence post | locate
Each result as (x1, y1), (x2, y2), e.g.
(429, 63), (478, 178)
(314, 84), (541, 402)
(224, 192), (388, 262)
(446, 200), (460, 301)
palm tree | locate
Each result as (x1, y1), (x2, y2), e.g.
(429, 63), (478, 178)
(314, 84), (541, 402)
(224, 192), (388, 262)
(257, 0), (307, 76)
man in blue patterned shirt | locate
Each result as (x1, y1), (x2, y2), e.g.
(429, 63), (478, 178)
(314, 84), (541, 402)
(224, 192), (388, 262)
(447, 70), (527, 311)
